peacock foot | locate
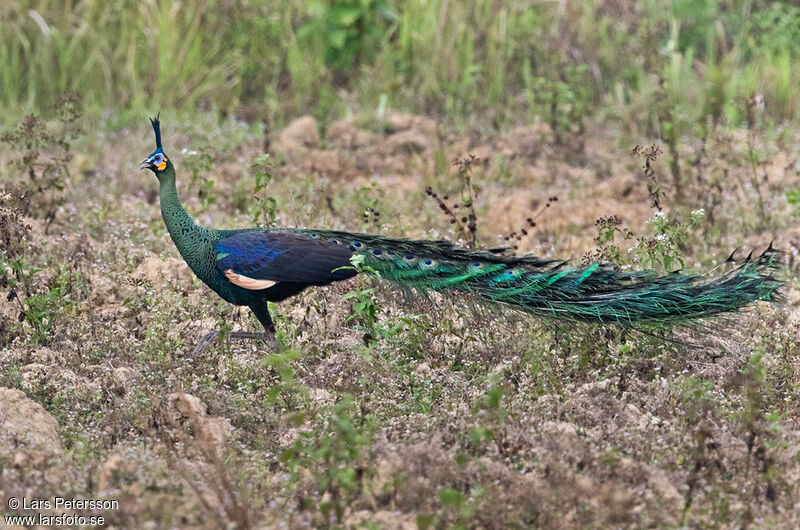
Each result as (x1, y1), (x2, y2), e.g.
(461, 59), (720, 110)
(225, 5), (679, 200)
(190, 330), (277, 355)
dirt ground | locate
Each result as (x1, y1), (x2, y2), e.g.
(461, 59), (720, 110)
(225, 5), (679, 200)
(1, 111), (799, 528)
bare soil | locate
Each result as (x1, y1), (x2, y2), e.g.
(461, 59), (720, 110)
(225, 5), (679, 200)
(1, 111), (799, 528)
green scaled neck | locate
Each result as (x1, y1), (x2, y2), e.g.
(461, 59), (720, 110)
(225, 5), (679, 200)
(158, 163), (208, 257)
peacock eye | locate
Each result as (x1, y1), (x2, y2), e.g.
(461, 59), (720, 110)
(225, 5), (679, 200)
(403, 253), (416, 263)
(422, 258), (437, 268)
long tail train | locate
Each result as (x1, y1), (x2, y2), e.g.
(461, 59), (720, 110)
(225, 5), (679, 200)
(294, 229), (783, 326)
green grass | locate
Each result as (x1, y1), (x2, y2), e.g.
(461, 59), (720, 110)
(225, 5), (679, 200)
(2, 0), (800, 130)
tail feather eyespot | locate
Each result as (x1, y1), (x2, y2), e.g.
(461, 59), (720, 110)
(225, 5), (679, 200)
(494, 268), (519, 282)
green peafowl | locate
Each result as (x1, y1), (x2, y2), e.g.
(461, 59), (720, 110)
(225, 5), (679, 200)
(140, 115), (782, 353)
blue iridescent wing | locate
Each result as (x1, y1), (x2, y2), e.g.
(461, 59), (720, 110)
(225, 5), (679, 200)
(215, 231), (357, 284)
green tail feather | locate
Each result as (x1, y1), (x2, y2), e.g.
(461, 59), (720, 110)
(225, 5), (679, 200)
(293, 229), (783, 326)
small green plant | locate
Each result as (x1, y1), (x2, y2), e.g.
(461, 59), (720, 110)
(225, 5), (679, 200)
(334, 253), (380, 277)
(250, 154), (278, 227)
(2, 261), (80, 346)
(343, 286), (378, 328)
(583, 145), (705, 270)
(1, 92), (83, 232)
(634, 209), (704, 271)
(263, 348), (308, 408)
(588, 206), (702, 272)
(338, 254), (413, 345)
(587, 215), (633, 265)
(281, 393), (375, 524)
(342, 285), (404, 344)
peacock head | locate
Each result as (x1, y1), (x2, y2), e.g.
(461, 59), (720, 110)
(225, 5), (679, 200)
(140, 113), (172, 178)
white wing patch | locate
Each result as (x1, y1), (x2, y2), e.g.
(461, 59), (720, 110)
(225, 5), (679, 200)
(224, 269), (278, 290)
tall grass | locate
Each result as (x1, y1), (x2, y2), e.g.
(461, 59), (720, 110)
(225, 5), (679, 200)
(1, 0), (799, 129)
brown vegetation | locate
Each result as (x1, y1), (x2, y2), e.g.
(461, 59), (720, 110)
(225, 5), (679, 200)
(1, 109), (799, 528)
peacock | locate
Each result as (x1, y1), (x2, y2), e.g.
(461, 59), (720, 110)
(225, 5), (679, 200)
(140, 115), (782, 353)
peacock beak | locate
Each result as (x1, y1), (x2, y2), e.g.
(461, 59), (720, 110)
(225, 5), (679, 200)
(139, 156), (155, 170)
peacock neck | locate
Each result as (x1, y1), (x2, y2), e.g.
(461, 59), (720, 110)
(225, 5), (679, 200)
(158, 165), (208, 260)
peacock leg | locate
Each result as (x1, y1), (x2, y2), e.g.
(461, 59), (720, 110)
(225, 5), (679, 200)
(249, 300), (277, 334)
(190, 330), (277, 355)
(190, 301), (277, 355)
(191, 331), (221, 354)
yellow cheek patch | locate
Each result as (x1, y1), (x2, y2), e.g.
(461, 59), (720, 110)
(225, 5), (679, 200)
(156, 158), (167, 171)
